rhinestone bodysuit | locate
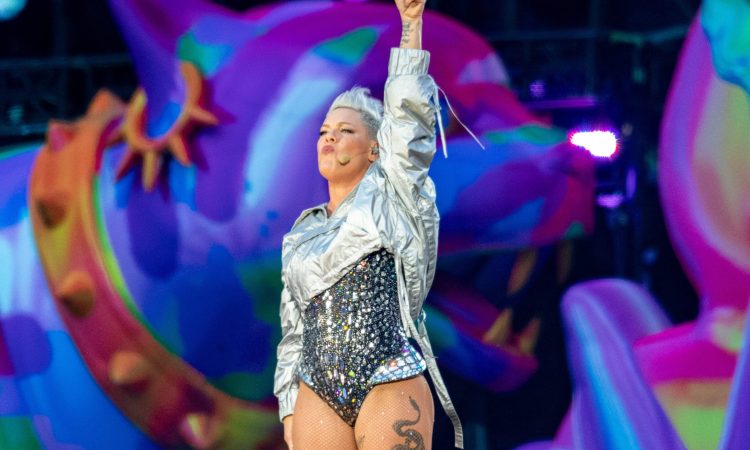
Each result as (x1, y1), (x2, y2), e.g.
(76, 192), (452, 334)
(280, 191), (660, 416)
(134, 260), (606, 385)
(297, 248), (426, 426)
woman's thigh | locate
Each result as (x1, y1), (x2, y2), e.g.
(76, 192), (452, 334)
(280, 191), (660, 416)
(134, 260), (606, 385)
(354, 375), (434, 450)
(292, 382), (357, 450)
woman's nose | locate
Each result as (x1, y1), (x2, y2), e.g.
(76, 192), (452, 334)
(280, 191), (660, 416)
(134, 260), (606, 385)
(325, 132), (336, 143)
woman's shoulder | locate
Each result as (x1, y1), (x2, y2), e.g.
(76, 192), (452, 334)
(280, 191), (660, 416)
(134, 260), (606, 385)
(368, 160), (437, 215)
(283, 204), (326, 241)
(296, 202), (329, 226)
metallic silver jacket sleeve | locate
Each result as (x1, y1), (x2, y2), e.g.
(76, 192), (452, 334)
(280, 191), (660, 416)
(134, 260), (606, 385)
(273, 282), (302, 421)
(377, 47), (440, 320)
(377, 47), (437, 207)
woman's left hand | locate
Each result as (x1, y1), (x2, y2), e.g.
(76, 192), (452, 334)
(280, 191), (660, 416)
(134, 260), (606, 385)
(395, 0), (426, 22)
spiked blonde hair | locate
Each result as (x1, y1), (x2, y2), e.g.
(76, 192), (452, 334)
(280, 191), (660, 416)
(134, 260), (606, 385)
(328, 86), (384, 144)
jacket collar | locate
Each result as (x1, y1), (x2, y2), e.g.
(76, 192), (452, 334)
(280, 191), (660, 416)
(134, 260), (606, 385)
(303, 161), (379, 223)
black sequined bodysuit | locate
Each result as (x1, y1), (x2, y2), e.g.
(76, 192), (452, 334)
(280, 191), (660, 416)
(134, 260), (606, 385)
(297, 248), (426, 426)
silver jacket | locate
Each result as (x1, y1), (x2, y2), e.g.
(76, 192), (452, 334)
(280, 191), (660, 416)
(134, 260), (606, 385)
(274, 47), (463, 448)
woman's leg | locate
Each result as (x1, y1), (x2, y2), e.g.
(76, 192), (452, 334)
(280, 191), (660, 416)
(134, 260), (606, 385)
(354, 375), (435, 450)
(292, 382), (358, 450)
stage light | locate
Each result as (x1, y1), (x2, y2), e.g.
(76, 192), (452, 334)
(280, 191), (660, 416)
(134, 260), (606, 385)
(529, 79), (546, 98)
(570, 130), (618, 158)
(596, 193), (624, 209)
(0, 0), (26, 20)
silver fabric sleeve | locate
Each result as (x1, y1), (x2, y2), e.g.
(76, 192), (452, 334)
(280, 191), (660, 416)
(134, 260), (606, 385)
(378, 47), (437, 209)
(273, 282), (303, 421)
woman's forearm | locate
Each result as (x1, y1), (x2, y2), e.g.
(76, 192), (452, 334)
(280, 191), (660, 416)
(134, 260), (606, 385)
(395, 0), (425, 49)
(399, 18), (423, 49)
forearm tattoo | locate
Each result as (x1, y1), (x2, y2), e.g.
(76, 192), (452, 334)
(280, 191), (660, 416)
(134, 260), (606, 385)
(391, 396), (425, 450)
(401, 21), (412, 46)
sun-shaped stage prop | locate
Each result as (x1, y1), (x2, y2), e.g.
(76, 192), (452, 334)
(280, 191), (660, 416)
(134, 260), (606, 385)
(30, 88), (278, 448)
(117, 62), (219, 192)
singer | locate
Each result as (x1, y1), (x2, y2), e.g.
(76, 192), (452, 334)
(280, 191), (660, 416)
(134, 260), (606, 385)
(273, 1), (462, 448)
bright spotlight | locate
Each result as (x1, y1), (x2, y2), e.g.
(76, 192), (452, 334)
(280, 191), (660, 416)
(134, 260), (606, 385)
(0, 0), (26, 20)
(570, 130), (618, 158)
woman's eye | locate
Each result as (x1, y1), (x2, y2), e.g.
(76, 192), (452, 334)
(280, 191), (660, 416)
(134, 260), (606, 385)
(341, 129), (353, 134)
(319, 130), (326, 136)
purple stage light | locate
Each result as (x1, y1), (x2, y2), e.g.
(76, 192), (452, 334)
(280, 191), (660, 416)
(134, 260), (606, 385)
(570, 130), (618, 158)
(596, 193), (625, 209)
(529, 79), (546, 98)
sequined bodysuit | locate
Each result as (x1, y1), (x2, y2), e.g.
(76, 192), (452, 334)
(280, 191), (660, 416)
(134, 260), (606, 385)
(297, 249), (426, 425)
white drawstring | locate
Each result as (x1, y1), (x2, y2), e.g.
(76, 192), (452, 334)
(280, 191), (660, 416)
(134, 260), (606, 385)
(435, 85), (449, 159)
(434, 85), (486, 159)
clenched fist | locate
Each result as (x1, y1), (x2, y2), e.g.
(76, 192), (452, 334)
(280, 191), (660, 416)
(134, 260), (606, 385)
(395, 0), (426, 22)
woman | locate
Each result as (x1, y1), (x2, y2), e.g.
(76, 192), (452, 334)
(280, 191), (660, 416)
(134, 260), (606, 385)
(274, 0), (462, 448)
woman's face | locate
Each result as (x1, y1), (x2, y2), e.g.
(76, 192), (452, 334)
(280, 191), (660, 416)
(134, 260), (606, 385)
(317, 107), (378, 184)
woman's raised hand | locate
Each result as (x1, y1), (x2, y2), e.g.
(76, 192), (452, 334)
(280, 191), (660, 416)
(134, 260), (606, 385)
(395, 0), (425, 49)
(395, 0), (426, 22)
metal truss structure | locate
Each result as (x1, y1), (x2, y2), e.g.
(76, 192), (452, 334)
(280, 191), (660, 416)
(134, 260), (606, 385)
(0, 54), (135, 142)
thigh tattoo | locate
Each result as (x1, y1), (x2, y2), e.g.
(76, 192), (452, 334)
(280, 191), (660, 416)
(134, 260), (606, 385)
(391, 396), (425, 450)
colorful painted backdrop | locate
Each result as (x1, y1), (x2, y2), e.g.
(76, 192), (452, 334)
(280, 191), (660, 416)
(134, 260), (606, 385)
(523, 7), (750, 450)
(0, 0), (593, 448)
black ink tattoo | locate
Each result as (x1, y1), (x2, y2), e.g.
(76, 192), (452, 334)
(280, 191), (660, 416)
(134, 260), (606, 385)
(401, 21), (411, 46)
(357, 434), (366, 448)
(391, 396), (425, 450)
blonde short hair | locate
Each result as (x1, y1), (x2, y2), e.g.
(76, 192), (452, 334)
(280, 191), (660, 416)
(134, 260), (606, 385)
(328, 86), (384, 141)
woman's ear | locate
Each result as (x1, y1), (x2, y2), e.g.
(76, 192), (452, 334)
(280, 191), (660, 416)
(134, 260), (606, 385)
(368, 144), (380, 162)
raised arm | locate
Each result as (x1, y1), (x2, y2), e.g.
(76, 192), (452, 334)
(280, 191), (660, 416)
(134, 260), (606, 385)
(396, 0), (426, 49)
(377, 0), (436, 208)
